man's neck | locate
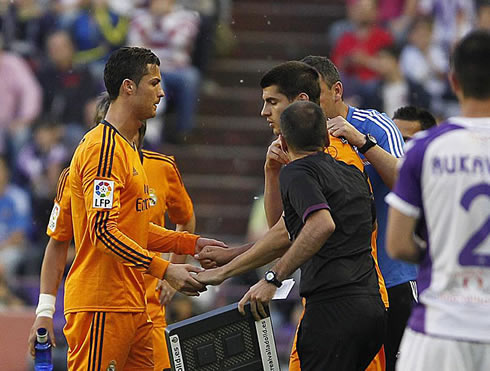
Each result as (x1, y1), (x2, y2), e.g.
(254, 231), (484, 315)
(337, 101), (350, 120)
(104, 102), (139, 144)
(460, 98), (490, 118)
(289, 149), (322, 162)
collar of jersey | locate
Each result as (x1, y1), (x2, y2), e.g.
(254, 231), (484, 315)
(102, 120), (137, 150)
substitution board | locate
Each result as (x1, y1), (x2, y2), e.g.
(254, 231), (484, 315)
(165, 302), (281, 371)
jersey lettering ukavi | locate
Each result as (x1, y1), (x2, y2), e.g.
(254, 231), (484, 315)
(386, 117), (490, 342)
(347, 105), (418, 288)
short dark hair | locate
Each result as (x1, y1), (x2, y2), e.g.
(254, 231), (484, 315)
(260, 61), (321, 104)
(104, 47), (160, 100)
(301, 56), (341, 88)
(451, 30), (490, 99)
(94, 92), (111, 124)
(393, 106), (437, 131)
(280, 101), (327, 152)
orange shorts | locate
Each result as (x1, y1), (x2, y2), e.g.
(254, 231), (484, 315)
(152, 325), (170, 371)
(289, 302), (386, 371)
(64, 311), (154, 371)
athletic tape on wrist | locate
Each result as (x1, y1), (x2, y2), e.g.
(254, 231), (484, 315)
(35, 294), (56, 318)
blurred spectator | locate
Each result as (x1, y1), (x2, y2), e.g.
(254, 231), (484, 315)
(0, 37), (42, 159)
(70, 0), (129, 81)
(0, 265), (24, 309)
(16, 119), (68, 242)
(364, 45), (430, 116)
(0, 156), (31, 279)
(129, 0), (200, 144)
(418, 0), (476, 51)
(476, 0), (490, 30)
(399, 17), (451, 116)
(37, 30), (99, 150)
(331, 0), (393, 83)
(392, 105), (437, 141)
(0, 0), (58, 62)
(377, 0), (417, 42)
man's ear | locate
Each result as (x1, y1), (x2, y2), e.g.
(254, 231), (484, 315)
(279, 134), (288, 153)
(121, 79), (135, 95)
(333, 81), (343, 103)
(448, 70), (462, 100)
(296, 92), (310, 102)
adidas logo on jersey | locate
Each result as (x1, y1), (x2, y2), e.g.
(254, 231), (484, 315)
(133, 167), (138, 176)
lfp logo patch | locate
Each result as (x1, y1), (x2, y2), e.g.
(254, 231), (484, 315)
(93, 180), (114, 209)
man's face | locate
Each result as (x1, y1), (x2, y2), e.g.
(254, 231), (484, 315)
(394, 119), (422, 141)
(319, 78), (340, 119)
(260, 85), (292, 135)
(133, 64), (165, 121)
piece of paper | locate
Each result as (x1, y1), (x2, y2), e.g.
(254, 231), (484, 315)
(272, 278), (295, 300)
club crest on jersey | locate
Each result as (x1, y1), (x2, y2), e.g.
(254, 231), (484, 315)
(48, 202), (61, 232)
(93, 180), (114, 209)
(149, 188), (157, 207)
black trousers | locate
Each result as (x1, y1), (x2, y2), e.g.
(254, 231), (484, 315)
(385, 281), (416, 371)
(297, 295), (386, 371)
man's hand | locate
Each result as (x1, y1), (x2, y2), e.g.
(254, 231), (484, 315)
(195, 237), (228, 255)
(195, 246), (234, 269)
(265, 137), (289, 172)
(163, 264), (206, 296)
(28, 316), (56, 358)
(195, 267), (227, 286)
(156, 280), (177, 306)
(327, 116), (365, 147)
(238, 279), (277, 321)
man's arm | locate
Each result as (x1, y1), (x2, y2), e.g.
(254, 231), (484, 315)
(238, 210), (335, 319)
(327, 116), (399, 189)
(386, 206), (420, 263)
(196, 218), (291, 285)
(264, 137), (289, 227)
(28, 238), (70, 355)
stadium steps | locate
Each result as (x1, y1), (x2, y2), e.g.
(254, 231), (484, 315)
(163, 0), (345, 241)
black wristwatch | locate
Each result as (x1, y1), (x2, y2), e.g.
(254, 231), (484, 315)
(358, 133), (378, 154)
(264, 270), (282, 288)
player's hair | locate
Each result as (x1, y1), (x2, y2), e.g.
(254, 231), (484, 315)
(280, 101), (327, 152)
(451, 30), (490, 99)
(260, 61), (321, 104)
(393, 106), (437, 131)
(94, 92), (111, 124)
(301, 56), (341, 88)
(104, 47), (160, 100)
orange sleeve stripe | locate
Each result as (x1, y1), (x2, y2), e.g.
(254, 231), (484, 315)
(95, 211), (152, 268)
(142, 154), (183, 185)
(97, 126), (117, 178)
(55, 168), (70, 203)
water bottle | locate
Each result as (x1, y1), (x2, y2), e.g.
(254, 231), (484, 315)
(34, 328), (53, 371)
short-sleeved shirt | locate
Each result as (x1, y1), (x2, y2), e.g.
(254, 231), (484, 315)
(280, 151), (379, 302)
(347, 106), (418, 288)
(47, 167), (73, 241)
(141, 149), (194, 328)
(386, 117), (490, 343)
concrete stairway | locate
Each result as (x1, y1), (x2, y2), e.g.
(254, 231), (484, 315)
(163, 0), (345, 242)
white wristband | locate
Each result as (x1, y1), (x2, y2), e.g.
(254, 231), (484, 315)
(35, 294), (56, 319)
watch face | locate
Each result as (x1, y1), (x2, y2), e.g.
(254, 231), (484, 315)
(368, 134), (377, 144)
(266, 272), (274, 281)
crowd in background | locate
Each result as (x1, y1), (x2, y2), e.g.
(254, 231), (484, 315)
(0, 0), (489, 367)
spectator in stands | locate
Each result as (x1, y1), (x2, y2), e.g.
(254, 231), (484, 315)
(399, 17), (453, 117)
(0, 264), (24, 309)
(37, 30), (99, 150)
(16, 119), (68, 242)
(70, 0), (129, 81)
(476, 0), (490, 31)
(0, 0), (57, 62)
(0, 36), (42, 159)
(129, 0), (201, 144)
(392, 105), (437, 141)
(0, 156), (32, 279)
(331, 0), (393, 94)
(377, 0), (417, 43)
(363, 45), (430, 116)
(418, 0), (475, 51)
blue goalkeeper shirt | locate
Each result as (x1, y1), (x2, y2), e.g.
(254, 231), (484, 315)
(347, 106), (417, 289)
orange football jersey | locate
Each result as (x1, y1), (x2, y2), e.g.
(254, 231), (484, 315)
(46, 167), (73, 242)
(66, 121), (197, 314)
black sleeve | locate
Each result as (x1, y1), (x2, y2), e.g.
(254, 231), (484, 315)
(282, 166), (330, 223)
